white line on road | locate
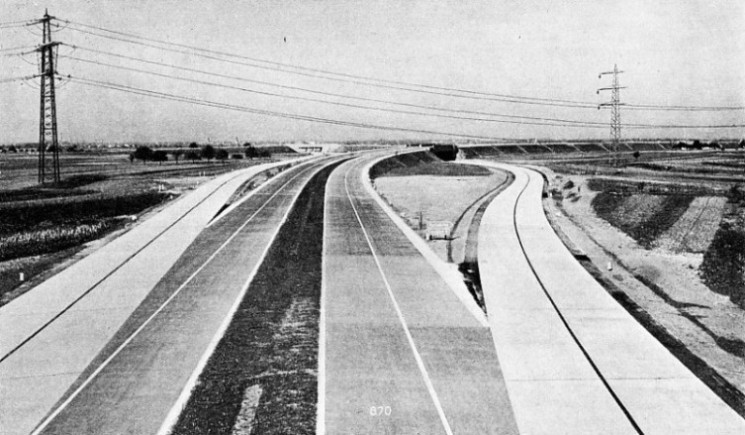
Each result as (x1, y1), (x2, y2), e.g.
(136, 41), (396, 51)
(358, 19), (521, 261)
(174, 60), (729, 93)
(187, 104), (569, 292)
(315, 162), (331, 435)
(30, 163), (314, 435)
(157, 159), (334, 435)
(342, 165), (454, 435)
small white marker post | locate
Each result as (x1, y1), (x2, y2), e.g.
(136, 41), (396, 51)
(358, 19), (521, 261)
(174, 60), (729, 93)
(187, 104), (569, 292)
(19, 272), (25, 282)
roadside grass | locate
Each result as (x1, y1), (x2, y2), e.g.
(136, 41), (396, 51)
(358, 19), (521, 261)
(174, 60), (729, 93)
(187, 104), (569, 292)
(0, 222), (114, 262)
(382, 161), (491, 177)
(172, 161), (340, 435)
(700, 189), (745, 309)
(368, 150), (439, 178)
(591, 191), (694, 248)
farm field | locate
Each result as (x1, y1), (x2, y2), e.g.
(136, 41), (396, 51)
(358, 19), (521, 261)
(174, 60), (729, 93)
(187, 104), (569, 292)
(534, 150), (745, 415)
(0, 150), (290, 306)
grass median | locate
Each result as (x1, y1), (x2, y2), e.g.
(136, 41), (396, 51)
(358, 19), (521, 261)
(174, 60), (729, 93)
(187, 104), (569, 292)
(172, 160), (343, 435)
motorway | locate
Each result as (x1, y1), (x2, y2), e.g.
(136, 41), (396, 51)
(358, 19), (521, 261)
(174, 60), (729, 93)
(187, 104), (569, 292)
(476, 161), (745, 435)
(3, 151), (745, 434)
(0, 156), (336, 434)
(0, 160), (304, 435)
(319, 154), (517, 434)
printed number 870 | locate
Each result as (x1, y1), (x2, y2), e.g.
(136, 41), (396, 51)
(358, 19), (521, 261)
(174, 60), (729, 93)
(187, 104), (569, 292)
(370, 406), (392, 416)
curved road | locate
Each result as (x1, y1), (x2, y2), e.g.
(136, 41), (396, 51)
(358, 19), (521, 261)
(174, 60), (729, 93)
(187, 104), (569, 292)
(476, 161), (745, 435)
(318, 153), (517, 434)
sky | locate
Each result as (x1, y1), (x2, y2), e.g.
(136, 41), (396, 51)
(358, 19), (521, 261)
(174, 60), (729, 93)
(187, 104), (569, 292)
(1, 0), (744, 144)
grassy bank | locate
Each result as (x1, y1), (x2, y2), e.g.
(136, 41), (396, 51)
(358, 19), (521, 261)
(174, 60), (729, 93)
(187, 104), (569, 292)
(0, 191), (170, 304)
(700, 187), (745, 309)
(590, 189), (694, 248)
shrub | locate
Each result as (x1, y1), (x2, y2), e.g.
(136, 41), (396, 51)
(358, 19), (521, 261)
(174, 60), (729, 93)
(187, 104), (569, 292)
(0, 221), (114, 261)
(201, 145), (216, 161)
(215, 149), (229, 162)
(133, 146), (154, 163)
(152, 150), (169, 164)
(184, 150), (201, 161)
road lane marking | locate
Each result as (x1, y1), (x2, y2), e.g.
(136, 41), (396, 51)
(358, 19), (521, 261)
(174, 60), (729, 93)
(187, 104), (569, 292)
(342, 162), (454, 435)
(30, 163), (317, 435)
(156, 158), (339, 435)
(206, 156), (315, 229)
(0, 168), (253, 364)
(315, 158), (334, 435)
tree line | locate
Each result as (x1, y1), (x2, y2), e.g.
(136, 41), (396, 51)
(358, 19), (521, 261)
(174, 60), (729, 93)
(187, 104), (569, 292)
(129, 142), (271, 164)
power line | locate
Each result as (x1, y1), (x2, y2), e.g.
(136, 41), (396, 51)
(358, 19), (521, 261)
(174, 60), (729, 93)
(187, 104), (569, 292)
(58, 22), (603, 109)
(0, 74), (40, 84)
(60, 53), (745, 130)
(55, 17), (745, 112)
(62, 75), (512, 141)
(56, 17), (602, 108)
(64, 44), (610, 125)
(0, 19), (36, 26)
(0, 44), (37, 53)
(61, 53), (617, 128)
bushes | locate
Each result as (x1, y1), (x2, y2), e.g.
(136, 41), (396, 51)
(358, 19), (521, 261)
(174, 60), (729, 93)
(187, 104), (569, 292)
(0, 222), (114, 262)
(0, 192), (169, 260)
(0, 192), (168, 235)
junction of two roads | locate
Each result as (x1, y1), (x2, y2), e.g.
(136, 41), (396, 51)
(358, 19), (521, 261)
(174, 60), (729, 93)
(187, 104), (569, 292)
(1, 150), (744, 434)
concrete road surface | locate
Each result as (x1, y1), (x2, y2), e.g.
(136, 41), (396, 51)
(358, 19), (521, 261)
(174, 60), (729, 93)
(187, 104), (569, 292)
(476, 161), (745, 435)
(0, 160), (304, 435)
(319, 153), (518, 434)
(1, 157), (334, 435)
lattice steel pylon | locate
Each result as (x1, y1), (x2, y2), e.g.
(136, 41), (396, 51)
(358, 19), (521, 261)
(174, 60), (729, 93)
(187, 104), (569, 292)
(36, 10), (61, 184)
(598, 64), (625, 166)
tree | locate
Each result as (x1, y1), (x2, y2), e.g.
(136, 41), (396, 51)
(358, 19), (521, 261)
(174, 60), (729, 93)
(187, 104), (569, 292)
(201, 144), (216, 161)
(133, 146), (154, 163)
(171, 149), (184, 164)
(633, 150), (640, 160)
(215, 148), (229, 163)
(152, 150), (168, 165)
(184, 150), (201, 161)
(189, 142), (199, 148)
(244, 145), (258, 159)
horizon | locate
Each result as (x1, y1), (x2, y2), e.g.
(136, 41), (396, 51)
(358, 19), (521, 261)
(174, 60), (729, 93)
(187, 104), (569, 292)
(2, 1), (744, 144)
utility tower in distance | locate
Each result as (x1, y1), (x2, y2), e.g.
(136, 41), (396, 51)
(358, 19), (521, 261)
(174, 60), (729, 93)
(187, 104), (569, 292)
(35, 9), (61, 184)
(598, 64), (625, 166)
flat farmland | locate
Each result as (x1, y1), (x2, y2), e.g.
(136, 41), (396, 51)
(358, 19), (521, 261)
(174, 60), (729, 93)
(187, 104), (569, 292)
(0, 150), (288, 306)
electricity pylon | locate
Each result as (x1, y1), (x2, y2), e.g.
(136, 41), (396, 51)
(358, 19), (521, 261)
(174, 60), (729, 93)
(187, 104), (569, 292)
(598, 64), (625, 166)
(35, 9), (61, 184)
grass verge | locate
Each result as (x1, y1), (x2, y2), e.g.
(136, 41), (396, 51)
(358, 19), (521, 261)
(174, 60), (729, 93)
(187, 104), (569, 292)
(591, 191), (694, 248)
(700, 189), (745, 309)
(172, 161), (341, 435)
